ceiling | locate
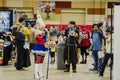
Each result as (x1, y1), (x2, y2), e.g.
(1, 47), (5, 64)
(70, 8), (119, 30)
(23, 0), (120, 2)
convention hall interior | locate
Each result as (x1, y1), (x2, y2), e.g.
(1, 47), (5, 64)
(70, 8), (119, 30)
(0, 0), (119, 80)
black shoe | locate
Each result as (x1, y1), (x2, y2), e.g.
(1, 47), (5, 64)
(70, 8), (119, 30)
(64, 69), (70, 72)
(73, 69), (77, 73)
(99, 73), (103, 77)
(84, 60), (87, 64)
(80, 61), (85, 64)
(86, 53), (89, 55)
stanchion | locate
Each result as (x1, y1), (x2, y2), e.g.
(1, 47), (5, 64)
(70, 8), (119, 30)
(46, 49), (50, 80)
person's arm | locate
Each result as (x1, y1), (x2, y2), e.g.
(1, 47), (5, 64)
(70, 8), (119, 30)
(101, 38), (104, 50)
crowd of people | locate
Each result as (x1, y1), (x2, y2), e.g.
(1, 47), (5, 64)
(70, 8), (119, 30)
(0, 16), (114, 79)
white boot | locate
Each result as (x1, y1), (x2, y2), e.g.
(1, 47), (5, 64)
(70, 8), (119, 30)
(34, 64), (39, 79)
(38, 64), (44, 79)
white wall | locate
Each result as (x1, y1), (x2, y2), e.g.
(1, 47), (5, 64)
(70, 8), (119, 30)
(113, 5), (120, 80)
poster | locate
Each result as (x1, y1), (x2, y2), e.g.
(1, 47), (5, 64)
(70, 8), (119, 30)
(0, 39), (4, 65)
(0, 11), (12, 31)
(39, 1), (55, 21)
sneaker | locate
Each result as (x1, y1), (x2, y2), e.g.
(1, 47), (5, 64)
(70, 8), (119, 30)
(80, 61), (85, 64)
(64, 69), (70, 72)
(84, 60), (87, 64)
(89, 68), (98, 71)
(99, 74), (103, 78)
(73, 69), (77, 73)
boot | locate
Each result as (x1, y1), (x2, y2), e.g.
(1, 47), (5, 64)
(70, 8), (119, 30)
(34, 64), (39, 79)
(38, 64), (44, 79)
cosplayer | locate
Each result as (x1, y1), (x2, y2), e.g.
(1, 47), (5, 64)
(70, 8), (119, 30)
(32, 11), (48, 80)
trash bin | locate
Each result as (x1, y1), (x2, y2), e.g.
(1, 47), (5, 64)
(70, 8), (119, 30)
(57, 41), (65, 70)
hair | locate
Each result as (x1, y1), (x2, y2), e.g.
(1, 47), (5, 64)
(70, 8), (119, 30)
(69, 21), (76, 25)
(92, 24), (99, 28)
(97, 22), (103, 27)
(19, 17), (25, 23)
(31, 22), (35, 27)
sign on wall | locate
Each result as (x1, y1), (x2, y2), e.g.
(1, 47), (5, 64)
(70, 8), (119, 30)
(39, 1), (55, 21)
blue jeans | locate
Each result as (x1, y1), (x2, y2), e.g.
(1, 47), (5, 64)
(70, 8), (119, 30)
(92, 50), (102, 70)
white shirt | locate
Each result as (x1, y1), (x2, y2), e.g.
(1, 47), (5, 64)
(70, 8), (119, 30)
(106, 34), (114, 54)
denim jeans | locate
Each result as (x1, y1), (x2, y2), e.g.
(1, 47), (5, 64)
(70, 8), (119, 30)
(92, 50), (102, 70)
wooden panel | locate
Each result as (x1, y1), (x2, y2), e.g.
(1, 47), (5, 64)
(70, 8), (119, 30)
(23, 1), (39, 13)
(0, 0), (7, 7)
(55, 8), (61, 14)
(72, 2), (106, 8)
(56, 1), (71, 8)
(6, 0), (23, 7)
(107, 15), (113, 19)
(88, 8), (105, 15)
(61, 13), (85, 24)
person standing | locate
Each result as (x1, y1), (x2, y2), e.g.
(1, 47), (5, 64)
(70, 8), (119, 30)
(49, 26), (60, 64)
(99, 28), (114, 77)
(15, 17), (31, 70)
(89, 24), (104, 71)
(32, 26), (49, 79)
(63, 21), (79, 73)
(29, 23), (36, 51)
(80, 26), (91, 64)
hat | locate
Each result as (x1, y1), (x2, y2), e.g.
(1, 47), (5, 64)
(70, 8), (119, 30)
(69, 21), (76, 25)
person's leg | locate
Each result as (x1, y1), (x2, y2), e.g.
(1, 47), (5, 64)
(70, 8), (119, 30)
(98, 58), (103, 71)
(100, 53), (110, 76)
(109, 54), (113, 70)
(51, 52), (55, 64)
(80, 47), (85, 64)
(72, 59), (77, 73)
(71, 46), (77, 73)
(38, 55), (45, 78)
(77, 47), (80, 63)
(84, 46), (89, 64)
(92, 50), (99, 70)
(64, 64), (70, 72)
(34, 54), (40, 79)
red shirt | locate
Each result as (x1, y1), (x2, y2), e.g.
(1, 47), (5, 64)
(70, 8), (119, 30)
(36, 34), (45, 45)
(80, 29), (90, 46)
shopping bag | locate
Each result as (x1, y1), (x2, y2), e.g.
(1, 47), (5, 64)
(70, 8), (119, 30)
(98, 50), (104, 58)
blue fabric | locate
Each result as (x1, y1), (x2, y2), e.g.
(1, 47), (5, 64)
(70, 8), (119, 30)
(92, 32), (102, 50)
(92, 50), (102, 70)
(33, 44), (48, 51)
(69, 36), (74, 44)
(69, 28), (75, 44)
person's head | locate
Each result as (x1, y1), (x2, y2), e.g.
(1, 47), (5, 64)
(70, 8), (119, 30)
(92, 24), (99, 32)
(31, 22), (35, 28)
(98, 22), (103, 28)
(19, 17), (25, 24)
(105, 29), (111, 35)
(81, 26), (86, 31)
(68, 21), (76, 28)
(53, 26), (58, 32)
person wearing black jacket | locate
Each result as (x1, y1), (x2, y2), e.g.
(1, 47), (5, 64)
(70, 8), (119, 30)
(63, 21), (79, 73)
(14, 17), (31, 70)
